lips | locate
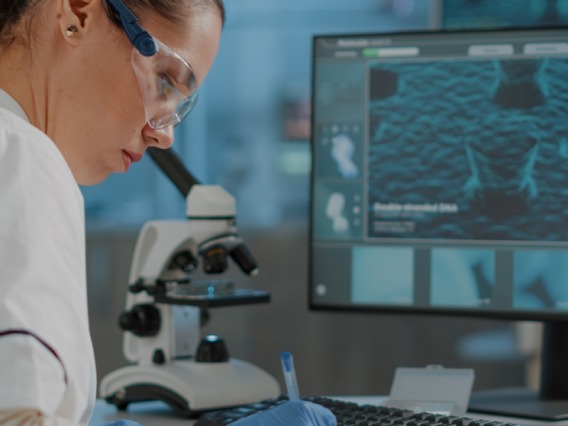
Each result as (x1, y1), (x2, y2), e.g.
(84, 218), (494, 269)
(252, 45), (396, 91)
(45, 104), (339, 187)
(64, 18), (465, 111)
(122, 150), (143, 171)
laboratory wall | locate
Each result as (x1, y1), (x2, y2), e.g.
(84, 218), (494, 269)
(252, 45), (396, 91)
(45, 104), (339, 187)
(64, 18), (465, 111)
(85, 0), (544, 400)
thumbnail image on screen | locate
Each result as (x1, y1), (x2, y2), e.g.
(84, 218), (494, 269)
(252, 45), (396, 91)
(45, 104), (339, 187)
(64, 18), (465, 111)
(513, 249), (568, 309)
(431, 248), (495, 308)
(351, 246), (414, 305)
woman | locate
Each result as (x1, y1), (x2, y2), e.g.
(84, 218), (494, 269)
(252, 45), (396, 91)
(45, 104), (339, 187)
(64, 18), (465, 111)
(0, 0), (335, 424)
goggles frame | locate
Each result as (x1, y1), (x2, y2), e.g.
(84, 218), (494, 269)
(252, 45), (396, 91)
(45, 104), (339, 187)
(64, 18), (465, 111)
(106, 0), (199, 128)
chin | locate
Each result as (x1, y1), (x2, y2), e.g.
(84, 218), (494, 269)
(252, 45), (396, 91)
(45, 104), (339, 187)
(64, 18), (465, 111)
(76, 171), (111, 186)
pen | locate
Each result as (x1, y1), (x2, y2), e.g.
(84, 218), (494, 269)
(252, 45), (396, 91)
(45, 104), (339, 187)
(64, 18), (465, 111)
(280, 351), (300, 400)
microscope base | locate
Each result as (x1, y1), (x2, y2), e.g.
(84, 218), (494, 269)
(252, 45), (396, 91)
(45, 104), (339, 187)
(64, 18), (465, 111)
(99, 358), (281, 417)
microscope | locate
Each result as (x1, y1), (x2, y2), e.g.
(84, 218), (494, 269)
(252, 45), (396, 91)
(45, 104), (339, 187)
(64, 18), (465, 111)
(100, 148), (280, 417)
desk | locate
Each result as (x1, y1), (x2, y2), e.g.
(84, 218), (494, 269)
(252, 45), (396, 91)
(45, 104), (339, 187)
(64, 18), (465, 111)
(91, 398), (568, 425)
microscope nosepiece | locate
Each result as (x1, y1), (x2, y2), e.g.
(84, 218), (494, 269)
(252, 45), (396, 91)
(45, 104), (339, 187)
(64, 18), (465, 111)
(230, 243), (259, 276)
(202, 245), (228, 274)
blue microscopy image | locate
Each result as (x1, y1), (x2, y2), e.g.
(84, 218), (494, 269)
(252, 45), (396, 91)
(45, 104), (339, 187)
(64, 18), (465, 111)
(367, 58), (568, 242)
(351, 246), (414, 305)
(513, 250), (568, 310)
(431, 248), (495, 308)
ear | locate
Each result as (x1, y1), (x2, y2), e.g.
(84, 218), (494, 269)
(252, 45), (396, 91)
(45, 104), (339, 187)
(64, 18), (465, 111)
(56, 0), (101, 45)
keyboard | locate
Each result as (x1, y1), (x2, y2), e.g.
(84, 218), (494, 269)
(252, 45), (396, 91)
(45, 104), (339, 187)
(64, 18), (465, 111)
(195, 395), (520, 425)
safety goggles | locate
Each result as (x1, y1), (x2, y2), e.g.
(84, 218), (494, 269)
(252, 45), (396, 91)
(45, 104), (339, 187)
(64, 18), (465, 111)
(106, 0), (199, 129)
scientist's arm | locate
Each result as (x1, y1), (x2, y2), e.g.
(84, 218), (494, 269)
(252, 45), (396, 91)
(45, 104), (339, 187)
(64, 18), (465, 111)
(0, 336), (141, 426)
(0, 334), (69, 423)
(0, 408), (84, 426)
(0, 410), (141, 426)
(0, 336), (81, 425)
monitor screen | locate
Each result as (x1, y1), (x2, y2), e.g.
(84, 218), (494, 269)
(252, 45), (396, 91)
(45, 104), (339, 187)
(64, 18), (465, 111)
(309, 27), (568, 420)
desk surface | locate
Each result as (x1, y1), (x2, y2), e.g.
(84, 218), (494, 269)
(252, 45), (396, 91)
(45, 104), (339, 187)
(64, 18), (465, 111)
(91, 397), (568, 426)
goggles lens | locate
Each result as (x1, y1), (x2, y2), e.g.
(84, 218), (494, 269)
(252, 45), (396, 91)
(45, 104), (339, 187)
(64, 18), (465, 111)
(131, 39), (199, 129)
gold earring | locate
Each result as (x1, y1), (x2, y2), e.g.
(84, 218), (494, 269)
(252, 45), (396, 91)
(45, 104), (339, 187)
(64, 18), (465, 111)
(65, 25), (78, 38)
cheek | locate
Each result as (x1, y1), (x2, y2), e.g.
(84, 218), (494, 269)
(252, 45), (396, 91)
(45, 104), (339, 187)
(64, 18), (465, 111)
(95, 56), (146, 126)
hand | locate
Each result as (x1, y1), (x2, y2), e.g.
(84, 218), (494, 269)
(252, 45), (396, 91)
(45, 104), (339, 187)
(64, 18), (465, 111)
(98, 421), (144, 426)
(231, 400), (336, 425)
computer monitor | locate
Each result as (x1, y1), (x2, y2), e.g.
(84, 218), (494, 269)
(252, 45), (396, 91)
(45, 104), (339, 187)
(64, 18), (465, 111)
(309, 26), (568, 421)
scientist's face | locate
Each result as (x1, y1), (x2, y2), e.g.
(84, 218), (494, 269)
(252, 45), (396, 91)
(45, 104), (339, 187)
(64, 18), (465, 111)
(53, 2), (222, 185)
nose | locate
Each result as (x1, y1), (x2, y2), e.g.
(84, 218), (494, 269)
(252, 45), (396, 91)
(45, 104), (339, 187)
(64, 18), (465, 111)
(143, 123), (175, 149)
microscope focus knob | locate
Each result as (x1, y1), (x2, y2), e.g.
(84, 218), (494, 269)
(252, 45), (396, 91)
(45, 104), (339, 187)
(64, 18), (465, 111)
(119, 304), (161, 337)
(195, 334), (229, 362)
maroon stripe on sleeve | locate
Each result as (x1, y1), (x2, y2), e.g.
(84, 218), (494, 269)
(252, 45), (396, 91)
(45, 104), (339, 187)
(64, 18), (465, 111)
(0, 329), (68, 385)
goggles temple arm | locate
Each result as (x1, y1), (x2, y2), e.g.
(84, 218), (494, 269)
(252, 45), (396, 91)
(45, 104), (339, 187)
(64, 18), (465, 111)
(106, 0), (157, 56)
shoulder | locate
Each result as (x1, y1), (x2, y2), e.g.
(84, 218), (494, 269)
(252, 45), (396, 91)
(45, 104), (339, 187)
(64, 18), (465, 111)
(0, 107), (52, 151)
(0, 106), (85, 260)
(0, 108), (82, 207)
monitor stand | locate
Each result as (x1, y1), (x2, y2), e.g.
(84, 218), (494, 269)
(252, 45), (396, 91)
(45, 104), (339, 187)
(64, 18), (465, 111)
(468, 321), (568, 421)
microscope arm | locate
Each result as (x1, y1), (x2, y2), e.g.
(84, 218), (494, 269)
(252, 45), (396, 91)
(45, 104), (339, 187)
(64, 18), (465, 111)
(147, 147), (198, 198)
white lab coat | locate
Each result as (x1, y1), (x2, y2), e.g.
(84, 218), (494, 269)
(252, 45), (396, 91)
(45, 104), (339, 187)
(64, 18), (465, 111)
(0, 90), (96, 424)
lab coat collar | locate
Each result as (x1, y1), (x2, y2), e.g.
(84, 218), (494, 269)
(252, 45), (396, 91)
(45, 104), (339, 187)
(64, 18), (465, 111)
(0, 89), (29, 122)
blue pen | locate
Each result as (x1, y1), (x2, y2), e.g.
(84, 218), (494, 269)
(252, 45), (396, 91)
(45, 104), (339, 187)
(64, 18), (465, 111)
(280, 351), (300, 400)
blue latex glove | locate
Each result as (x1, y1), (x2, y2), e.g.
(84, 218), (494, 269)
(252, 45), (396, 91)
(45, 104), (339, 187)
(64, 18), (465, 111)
(98, 421), (143, 426)
(231, 400), (337, 426)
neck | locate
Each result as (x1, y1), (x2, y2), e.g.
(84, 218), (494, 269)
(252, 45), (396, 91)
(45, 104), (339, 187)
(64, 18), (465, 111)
(2, 53), (50, 131)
